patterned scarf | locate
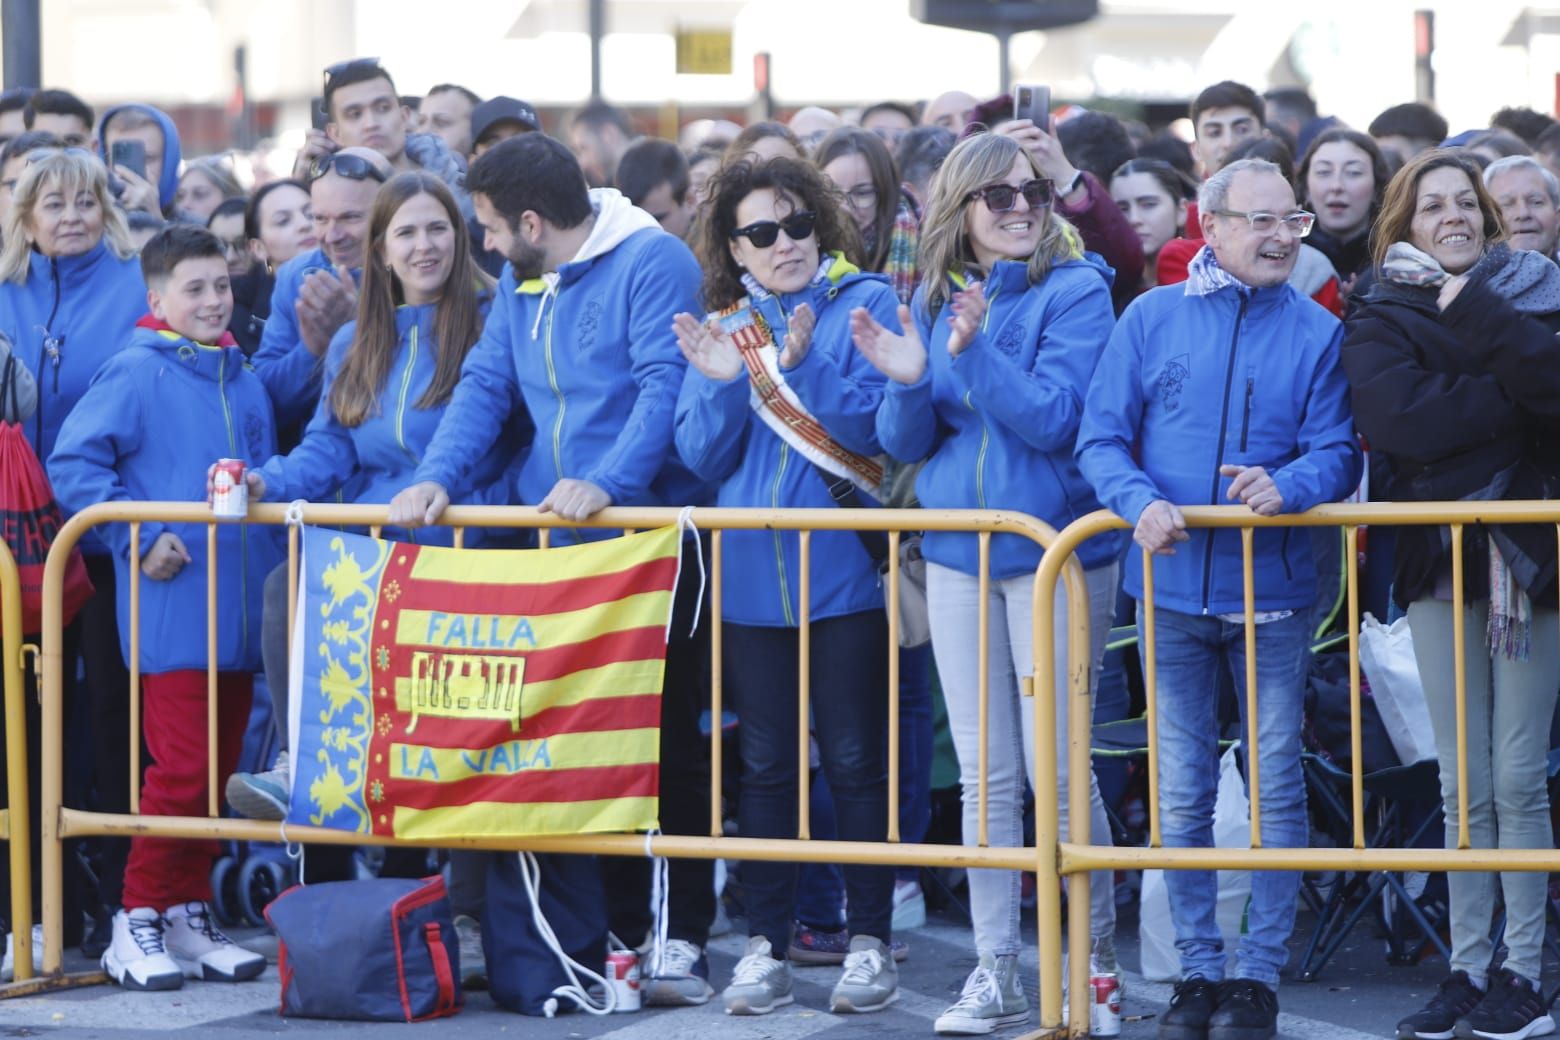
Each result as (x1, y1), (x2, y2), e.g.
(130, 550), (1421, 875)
(1183, 245), (1243, 296)
(884, 191), (921, 305)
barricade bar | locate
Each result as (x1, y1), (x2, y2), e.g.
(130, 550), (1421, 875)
(0, 542), (31, 982)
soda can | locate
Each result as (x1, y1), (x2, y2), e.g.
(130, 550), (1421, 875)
(605, 949), (640, 1013)
(1089, 972), (1121, 1036)
(211, 458), (248, 519)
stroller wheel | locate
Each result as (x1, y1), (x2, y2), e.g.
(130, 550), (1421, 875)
(210, 856), (241, 927)
(239, 858), (289, 927)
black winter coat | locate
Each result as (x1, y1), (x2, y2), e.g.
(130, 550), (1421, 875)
(1341, 273), (1560, 608)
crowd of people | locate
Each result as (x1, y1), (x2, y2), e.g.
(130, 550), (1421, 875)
(0, 58), (1558, 1040)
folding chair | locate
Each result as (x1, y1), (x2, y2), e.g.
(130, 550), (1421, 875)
(1296, 754), (1448, 981)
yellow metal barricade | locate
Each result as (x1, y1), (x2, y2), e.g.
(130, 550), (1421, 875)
(0, 541), (33, 986)
(37, 500), (1088, 1037)
(1035, 502), (1560, 1037)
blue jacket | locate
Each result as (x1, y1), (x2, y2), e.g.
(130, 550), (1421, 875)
(676, 262), (898, 627)
(95, 104), (181, 212)
(253, 247), (358, 430)
(0, 242), (145, 469)
(878, 256), (1122, 579)
(48, 321), (281, 673)
(416, 189), (706, 538)
(1076, 280), (1361, 615)
(255, 302), (525, 545)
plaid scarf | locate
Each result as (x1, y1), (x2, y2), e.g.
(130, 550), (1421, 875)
(1183, 245), (1243, 296)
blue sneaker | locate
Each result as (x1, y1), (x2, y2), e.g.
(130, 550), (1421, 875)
(225, 750), (289, 821)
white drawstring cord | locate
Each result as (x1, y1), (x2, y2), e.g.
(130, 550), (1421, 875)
(517, 852), (616, 1017)
(671, 506), (706, 639)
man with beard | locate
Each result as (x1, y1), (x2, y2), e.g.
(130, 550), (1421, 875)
(389, 134), (718, 1008)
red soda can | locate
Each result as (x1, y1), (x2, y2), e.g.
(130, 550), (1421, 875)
(211, 458), (248, 519)
(1089, 972), (1121, 1036)
(605, 949), (640, 1012)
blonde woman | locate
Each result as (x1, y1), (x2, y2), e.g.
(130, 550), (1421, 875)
(850, 131), (1121, 1036)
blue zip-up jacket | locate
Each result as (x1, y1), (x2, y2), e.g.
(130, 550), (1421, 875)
(878, 255), (1123, 579)
(416, 189), (707, 537)
(675, 261), (898, 627)
(48, 320), (281, 673)
(0, 241), (145, 468)
(1075, 279), (1361, 615)
(95, 104), (182, 212)
(255, 302), (526, 546)
(253, 247), (362, 430)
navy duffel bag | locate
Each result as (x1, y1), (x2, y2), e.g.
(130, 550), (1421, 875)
(265, 875), (462, 1021)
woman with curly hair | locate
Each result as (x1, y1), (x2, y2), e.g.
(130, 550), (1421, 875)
(673, 156), (903, 1018)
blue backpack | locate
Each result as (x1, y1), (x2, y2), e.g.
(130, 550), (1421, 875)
(265, 875), (462, 1022)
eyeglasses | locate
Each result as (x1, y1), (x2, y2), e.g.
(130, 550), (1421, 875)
(967, 178), (1052, 213)
(323, 57), (384, 98)
(839, 185), (877, 210)
(730, 211), (817, 248)
(1211, 209), (1316, 237)
(308, 151), (387, 185)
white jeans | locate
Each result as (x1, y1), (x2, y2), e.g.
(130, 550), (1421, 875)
(928, 560), (1117, 956)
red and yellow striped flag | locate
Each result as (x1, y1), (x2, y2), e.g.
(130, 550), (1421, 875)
(286, 525), (681, 840)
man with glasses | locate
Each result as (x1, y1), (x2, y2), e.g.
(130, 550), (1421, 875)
(254, 146), (389, 432)
(294, 58), (469, 216)
(1077, 158), (1360, 1040)
(389, 133), (719, 1010)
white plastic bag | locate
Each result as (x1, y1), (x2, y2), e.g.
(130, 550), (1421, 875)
(1358, 613), (1437, 767)
(1137, 743), (1253, 981)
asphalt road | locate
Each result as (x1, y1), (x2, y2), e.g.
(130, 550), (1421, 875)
(0, 874), (1522, 1039)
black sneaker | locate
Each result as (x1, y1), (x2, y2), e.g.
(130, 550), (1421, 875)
(1457, 969), (1556, 1040)
(1208, 978), (1279, 1040)
(1398, 971), (1484, 1039)
(1160, 976), (1221, 1040)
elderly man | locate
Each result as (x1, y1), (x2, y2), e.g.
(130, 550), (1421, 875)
(1485, 155), (1560, 260)
(1078, 158), (1361, 1040)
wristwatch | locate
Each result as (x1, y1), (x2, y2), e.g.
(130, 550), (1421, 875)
(1061, 170), (1086, 203)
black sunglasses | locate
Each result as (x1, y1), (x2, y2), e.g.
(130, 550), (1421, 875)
(967, 178), (1052, 213)
(323, 57), (384, 97)
(730, 211), (817, 249)
(308, 151), (387, 185)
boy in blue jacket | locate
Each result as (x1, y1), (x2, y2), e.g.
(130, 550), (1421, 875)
(49, 226), (277, 992)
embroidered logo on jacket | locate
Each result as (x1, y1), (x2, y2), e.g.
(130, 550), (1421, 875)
(1158, 355), (1190, 412)
(993, 322), (1026, 358)
(577, 298), (603, 352)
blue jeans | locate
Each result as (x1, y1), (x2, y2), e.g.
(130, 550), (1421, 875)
(1142, 606), (1310, 986)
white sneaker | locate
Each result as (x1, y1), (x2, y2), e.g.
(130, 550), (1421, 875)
(830, 935), (899, 1014)
(643, 937), (715, 1007)
(934, 951), (1030, 1035)
(1, 924), (43, 982)
(161, 902), (264, 982)
(102, 908), (183, 991)
(453, 914), (486, 990)
(722, 937), (794, 1015)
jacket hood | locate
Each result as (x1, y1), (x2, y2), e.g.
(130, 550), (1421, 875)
(26, 238), (119, 286)
(1288, 243), (1340, 298)
(571, 188), (660, 268)
(96, 104), (182, 212)
(130, 315), (244, 379)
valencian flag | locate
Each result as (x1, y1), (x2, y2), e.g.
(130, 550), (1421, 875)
(285, 525), (682, 840)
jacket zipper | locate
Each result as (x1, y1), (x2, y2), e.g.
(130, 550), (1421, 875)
(1239, 376), (1254, 453)
(217, 351), (250, 658)
(395, 325), (418, 460)
(771, 444), (795, 626)
(966, 391), (990, 509)
(542, 293), (566, 482)
(1200, 294), (1248, 613)
(34, 260), (63, 447)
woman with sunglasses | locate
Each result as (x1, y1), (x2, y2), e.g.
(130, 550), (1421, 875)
(850, 131), (1121, 1036)
(673, 156), (903, 1017)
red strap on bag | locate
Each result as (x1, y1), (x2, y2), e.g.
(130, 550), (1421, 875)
(423, 922), (457, 1016)
(0, 358), (92, 633)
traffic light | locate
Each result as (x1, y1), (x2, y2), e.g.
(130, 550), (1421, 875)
(910, 0), (1099, 33)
